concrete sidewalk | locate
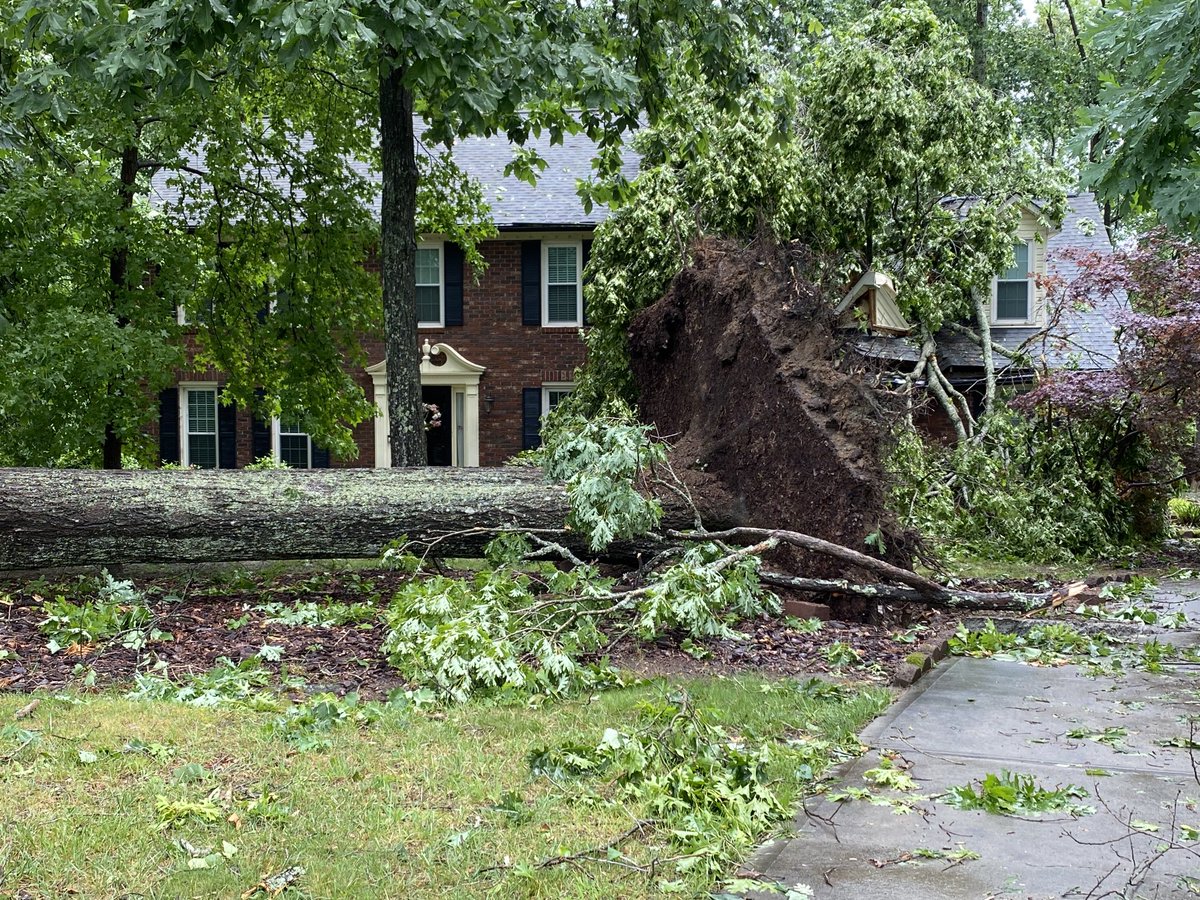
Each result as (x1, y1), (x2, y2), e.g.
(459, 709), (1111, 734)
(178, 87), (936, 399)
(748, 655), (1200, 898)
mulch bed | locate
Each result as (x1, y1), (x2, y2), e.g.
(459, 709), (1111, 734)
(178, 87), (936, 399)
(0, 566), (964, 698)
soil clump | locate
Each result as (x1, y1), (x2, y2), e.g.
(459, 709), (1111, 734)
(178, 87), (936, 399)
(628, 239), (904, 585)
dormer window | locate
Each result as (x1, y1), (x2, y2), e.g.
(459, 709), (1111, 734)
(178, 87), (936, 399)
(993, 241), (1033, 323)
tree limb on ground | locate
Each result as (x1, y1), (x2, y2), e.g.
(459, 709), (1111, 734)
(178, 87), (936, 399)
(672, 526), (952, 601)
(759, 572), (1054, 612)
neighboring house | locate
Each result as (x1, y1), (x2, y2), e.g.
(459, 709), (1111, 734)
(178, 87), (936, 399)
(152, 127), (637, 469)
(839, 193), (1123, 419)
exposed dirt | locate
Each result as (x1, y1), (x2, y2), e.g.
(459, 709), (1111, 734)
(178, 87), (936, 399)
(628, 238), (907, 583)
(0, 567), (953, 697)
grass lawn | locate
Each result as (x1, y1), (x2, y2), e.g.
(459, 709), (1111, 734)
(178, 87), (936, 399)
(0, 676), (889, 899)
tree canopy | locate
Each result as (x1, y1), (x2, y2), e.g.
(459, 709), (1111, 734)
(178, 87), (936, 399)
(567, 0), (1065, 442)
(1080, 0), (1200, 233)
(0, 0), (759, 466)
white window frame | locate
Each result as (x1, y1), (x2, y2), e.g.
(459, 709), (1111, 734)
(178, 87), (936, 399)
(272, 417), (313, 469)
(416, 240), (444, 329)
(542, 241), (583, 327)
(542, 382), (575, 416)
(179, 382), (220, 469)
(991, 240), (1035, 325)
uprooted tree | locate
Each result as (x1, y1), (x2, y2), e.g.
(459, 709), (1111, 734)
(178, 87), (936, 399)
(562, 1), (1067, 450)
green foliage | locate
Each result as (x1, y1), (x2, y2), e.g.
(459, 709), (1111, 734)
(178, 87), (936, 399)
(1170, 497), (1200, 526)
(634, 542), (779, 639)
(243, 455), (290, 471)
(527, 694), (789, 878)
(126, 657), (278, 709)
(949, 620), (1106, 665)
(39, 571), (169, 653)
(863, 757), (917, 792)
(949, 619), (1200, 676)
(800, 0), (1066, 334)
(256, 600), (377, 628)
(563, 73), (819, 413)
(154, 795), (224, 830)
(888, 412), (1138, 562)
(1080, 0), (1200, 231)
(1065, 726), (1128, 749)
(943, 771), (1092, 817)
(267, 692), (396, 752)
(382, 535), (778, 702)
(541, 403), (667, 550)
(927, 0), (1099, 168)
(567, 0), (1065, 421)
(822, 641), (862, 670)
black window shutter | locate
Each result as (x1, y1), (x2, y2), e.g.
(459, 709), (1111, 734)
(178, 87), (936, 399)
(521, 240), (541, 326)
(582, 238), (593, 326)
(218, 391), (238, 469)
(251, 419), (271, 461)
(444, 242), (464, 326)
(522, 387), (543, 450)
(311, 444), (330, 468)
(158, 389), (180, 465)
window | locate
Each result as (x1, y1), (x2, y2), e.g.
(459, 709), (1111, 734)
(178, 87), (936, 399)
(277, 418), (312, 468)
(994, 241), (1032, 322)
(542, 383), (574, 415)
(184, 387), (218, 468)
(416, 243), (443, 327)
(543, 243), (582, 326)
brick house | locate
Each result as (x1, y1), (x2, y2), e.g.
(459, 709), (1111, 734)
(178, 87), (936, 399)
(153, 128), (637, 469)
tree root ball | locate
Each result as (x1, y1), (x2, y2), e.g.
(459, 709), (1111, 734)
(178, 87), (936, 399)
(628, 238), (910, 580)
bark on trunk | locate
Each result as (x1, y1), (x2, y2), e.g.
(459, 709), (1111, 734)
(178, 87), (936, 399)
(378, 53), (427, 467)
(972, 0), (989, 85)
(0, 468), (724, 571)
(760, 572), (1054, 612)
(973, 289), (996, 438)
(102, 143), (140, 470)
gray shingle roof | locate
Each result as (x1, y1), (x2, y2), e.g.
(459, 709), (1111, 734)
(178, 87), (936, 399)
(853, 194), (1123, 375)
(444, 127), (640, 229)
(149, 119), (640, 230)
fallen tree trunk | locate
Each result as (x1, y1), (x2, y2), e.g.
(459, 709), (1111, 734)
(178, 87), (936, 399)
(0, 467), (703, 571)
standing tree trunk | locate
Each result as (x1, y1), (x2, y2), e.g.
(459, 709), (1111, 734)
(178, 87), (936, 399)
(378, 53), (427, 467)
(972, 289), (997, 438)
(102, 142), (140, 470)
(969, 0), (988, 85)
(972, 0), (988, 85)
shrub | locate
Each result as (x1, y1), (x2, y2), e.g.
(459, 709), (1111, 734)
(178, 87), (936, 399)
(889, 411), (1138, 562)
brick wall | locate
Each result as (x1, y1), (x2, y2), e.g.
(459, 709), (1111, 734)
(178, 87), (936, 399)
(162, 236), (588, 468)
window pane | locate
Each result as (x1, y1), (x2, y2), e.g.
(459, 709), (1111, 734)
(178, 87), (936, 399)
(547, 389), (571, 409)
(996, 280), (1030, 320)
(415, 248), (440, 285)
(547, 246), (577, 285)
(187, 390), (216, 434)
(1003, 242), (1030, 280)
(416, 285), (441, 323)
(188, 434), (217, 469)
(547, 284), (578, 323)
(279, 418), (304, 435)
(280, 434), (309, 468)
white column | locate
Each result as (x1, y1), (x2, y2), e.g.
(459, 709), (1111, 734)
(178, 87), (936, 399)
(371, 371), (390, 469)
(464, 384), (480, 467)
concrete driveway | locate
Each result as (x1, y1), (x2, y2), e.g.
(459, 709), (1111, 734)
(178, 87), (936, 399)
(748, 652), (1200, 899)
